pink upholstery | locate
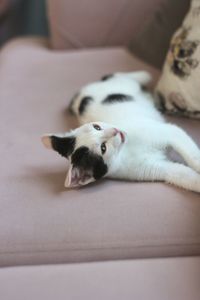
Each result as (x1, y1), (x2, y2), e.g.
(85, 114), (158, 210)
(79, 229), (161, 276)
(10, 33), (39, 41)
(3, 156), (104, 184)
(47, 0), (164, 50)
(47, 0), (190, 68)
(1, 257), (200, 300)
(0, 38), (200, 267)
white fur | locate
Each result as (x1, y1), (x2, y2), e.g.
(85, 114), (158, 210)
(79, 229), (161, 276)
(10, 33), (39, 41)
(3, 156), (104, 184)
(68, 71), (200, 192)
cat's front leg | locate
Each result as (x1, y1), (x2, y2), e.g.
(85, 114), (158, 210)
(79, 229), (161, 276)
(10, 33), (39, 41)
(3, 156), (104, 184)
(160, 161), (200, 193)
(165, 124), (200, 174)
(127, 159), (200, 193)
(153, 124), (200, 174)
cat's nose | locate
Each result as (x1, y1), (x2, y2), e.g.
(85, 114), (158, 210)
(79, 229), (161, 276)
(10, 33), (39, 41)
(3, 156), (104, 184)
(107, 128), (119, 138)
(104, 128), (117, 139)
(110, 128), (118, 137)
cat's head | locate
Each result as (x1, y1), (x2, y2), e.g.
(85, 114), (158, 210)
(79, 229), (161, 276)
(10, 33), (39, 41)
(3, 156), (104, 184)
(42, 122), (126, 188)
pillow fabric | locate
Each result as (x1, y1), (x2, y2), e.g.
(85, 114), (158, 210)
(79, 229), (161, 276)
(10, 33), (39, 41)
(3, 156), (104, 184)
(155, 0), (200, 118)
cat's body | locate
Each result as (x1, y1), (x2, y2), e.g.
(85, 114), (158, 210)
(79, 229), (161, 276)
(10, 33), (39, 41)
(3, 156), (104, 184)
(42, 71), (200, 192)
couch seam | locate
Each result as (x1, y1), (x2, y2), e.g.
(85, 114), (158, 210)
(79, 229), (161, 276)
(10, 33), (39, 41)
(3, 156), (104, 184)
(1, 235), (200, 249)
(0, 241), (200, 256)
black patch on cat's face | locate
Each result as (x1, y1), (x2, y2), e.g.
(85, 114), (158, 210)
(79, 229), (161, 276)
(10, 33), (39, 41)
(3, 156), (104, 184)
(101, 74), (114, 81)
(102, 94), (133, 104)
(79, 96), (93, 115)
(51, 136), (76, 158)
(71, 146), (108, 180)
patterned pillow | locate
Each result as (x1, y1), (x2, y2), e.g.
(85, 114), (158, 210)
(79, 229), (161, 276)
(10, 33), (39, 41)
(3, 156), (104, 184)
(155, 0), (200, 118)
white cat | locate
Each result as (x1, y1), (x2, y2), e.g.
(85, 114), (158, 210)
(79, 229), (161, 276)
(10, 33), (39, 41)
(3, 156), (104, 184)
(42, 71), (200, 192)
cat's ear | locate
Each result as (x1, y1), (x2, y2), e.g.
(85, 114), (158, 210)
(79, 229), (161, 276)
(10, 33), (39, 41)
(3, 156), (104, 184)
(41, 134), (76, 158)
(128, 71), (152, 85)
(64, 164), (95, 188)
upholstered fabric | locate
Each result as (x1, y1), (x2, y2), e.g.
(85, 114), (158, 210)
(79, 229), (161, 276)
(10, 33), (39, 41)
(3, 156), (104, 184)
(1, 257), (200, 300)
(0, 0), (22, 45)
(47, 0), (164, 50)
(0, 38), (200, 267)
(130, 0), (190, 68)
(47, 0), (190, 68)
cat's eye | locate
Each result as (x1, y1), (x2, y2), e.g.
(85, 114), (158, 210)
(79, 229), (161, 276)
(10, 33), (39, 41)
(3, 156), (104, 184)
(101, 142), (106, 154)
(93, 124), (101, 131)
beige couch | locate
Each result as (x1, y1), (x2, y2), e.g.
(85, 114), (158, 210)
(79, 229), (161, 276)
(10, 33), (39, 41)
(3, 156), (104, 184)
(0, 0), (200, 299)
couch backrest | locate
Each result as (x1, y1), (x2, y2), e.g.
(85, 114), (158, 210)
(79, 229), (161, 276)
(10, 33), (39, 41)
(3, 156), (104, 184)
(47, 0), (190, 68)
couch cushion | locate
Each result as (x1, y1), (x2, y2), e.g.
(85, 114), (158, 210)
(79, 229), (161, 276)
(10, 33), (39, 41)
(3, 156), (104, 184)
(129, 0), (190, 68)
(0, 38), (200, 267)
(47, 0), (166, 50)
(1, 257), (200, 300)
(47, 0), (190, 69)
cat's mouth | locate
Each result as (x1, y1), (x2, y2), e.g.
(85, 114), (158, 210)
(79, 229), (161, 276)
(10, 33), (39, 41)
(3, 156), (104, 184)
(115, 130), (126, 143)
(112, 128), (126, 145)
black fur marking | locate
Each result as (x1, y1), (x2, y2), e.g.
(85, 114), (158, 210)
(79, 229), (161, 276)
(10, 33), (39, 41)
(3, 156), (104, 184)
(102, 94), (133, 104)
(101, 74), (114, 81)
(141, 84), (149, 92)
(79, 96), (93, 115)
(51, 136), (76, 158)
(68, 92), (80, 115)
(71, 146), (108, 180)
